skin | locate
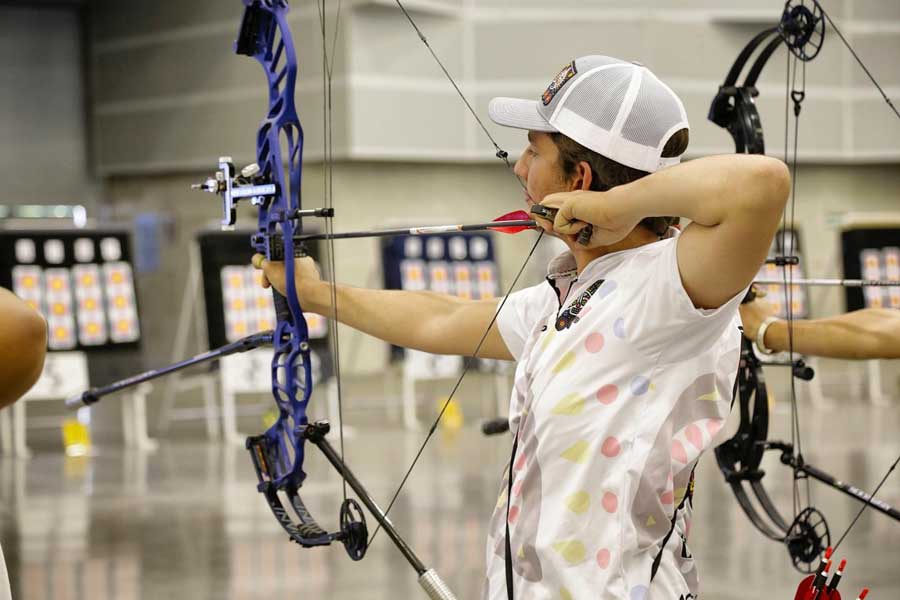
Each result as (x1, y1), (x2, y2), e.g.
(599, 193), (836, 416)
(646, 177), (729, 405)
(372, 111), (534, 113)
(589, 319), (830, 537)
(741, 296), (900, 359)
(253, 131), (790, 360)
(0, 287), (48, 409)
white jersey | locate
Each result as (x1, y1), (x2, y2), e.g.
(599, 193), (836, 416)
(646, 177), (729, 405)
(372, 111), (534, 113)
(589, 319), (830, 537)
(485, 236), (743, 600)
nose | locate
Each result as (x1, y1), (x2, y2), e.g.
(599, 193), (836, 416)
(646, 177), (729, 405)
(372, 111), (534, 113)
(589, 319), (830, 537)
(514, 153), (528, 182)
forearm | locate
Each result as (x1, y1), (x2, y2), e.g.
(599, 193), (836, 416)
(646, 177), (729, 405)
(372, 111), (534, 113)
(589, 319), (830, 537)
(763, 309), (900, 359)
(0, 289), (48, 409)
(301, 281), (508, 358)
(609, 154), (789, 226)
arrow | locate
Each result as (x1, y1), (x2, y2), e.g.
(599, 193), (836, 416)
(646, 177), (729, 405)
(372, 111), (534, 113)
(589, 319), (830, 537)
(296, 210), (538, 242)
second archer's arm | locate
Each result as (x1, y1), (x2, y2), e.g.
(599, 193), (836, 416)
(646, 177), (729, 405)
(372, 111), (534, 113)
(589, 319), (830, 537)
(0, 287), (48, 409)
(741, 299), (900, 359)
(253, 254), (514, 361)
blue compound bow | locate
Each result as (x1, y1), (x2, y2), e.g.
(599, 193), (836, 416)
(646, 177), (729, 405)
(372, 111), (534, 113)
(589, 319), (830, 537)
(193, 2), (460, 597)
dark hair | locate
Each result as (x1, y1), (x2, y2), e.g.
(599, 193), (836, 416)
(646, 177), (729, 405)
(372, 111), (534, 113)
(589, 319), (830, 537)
(549, 128), (689, 236)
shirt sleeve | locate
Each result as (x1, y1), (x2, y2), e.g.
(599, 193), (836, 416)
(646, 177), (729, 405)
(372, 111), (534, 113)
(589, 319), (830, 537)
(628, 237), (747, 360)
(495, 283), (557, 361)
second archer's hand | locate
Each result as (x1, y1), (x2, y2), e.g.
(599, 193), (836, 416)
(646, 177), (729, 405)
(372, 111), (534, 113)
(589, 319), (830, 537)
(251, 254), (322, 303)
(540, 189), (641, 248)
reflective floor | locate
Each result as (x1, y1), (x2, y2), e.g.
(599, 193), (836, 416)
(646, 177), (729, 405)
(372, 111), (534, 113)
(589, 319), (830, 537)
(1, 399), (899, 599)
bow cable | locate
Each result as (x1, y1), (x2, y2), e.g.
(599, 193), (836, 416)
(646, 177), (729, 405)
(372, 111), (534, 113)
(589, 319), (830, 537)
(780, 0), (900, 556)
(365, 0), (549, 544)
(318, 0), (349, 503)
(393, 0), (526, 190)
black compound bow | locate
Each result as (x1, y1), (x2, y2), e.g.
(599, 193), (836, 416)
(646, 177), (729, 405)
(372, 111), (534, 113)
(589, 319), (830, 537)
(709, 0), (900, 573)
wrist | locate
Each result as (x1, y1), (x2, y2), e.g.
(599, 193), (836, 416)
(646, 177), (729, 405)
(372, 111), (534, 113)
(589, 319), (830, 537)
(298, 279), (327, 313)
(755, 316), (781, 354)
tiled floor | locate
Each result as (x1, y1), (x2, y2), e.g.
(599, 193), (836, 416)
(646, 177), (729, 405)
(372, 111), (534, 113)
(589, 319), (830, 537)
(1, 398), (898, 599)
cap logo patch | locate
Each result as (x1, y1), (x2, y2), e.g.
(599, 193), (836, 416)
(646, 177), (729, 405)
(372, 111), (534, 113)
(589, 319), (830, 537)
(542, 61), (577, 106)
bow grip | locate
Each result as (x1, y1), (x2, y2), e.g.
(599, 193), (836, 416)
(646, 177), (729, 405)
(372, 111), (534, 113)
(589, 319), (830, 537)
(272, 288), (292, 324)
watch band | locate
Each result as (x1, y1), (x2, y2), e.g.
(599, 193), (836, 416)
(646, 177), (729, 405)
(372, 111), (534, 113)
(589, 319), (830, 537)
(755, 316), (780, 355)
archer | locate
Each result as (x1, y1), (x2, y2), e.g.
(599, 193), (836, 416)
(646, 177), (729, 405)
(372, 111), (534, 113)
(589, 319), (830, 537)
(254, 55), (790, 599)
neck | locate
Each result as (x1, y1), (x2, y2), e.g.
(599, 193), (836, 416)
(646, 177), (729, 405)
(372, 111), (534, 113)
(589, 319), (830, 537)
(571, 227), (660, 273)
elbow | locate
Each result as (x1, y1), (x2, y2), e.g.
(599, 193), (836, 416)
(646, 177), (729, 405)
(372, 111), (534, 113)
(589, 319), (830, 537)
(19, 311), (48, 374)
(750, 157), (791, 214)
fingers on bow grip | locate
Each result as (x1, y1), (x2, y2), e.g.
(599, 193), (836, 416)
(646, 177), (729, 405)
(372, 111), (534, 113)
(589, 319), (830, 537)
(529, 205), (593, 246)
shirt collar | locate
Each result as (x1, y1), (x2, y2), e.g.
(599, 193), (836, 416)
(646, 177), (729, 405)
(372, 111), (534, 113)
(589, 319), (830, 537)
(546, 228), (679, 282)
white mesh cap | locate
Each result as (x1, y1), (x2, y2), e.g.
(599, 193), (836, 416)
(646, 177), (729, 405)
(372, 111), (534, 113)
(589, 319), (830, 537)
(489, 55), (689, 172)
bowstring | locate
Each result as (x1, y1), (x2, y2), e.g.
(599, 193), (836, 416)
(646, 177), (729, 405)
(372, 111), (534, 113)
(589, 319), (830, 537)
(318, 0), (348, 503)
(365, 0), (547, 545)
(783, 47), (808, 522)
(393, 0), (526, 191)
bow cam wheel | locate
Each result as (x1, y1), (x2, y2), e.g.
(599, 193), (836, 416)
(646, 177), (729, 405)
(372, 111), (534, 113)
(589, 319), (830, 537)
(779, 0), (825, 61)
(785, 506), (831, 573)
(339, 498), (369, 561)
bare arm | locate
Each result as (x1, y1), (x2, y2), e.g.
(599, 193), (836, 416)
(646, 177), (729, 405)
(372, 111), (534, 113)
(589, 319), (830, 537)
(550, 154), (790, 309)
(0, 288), (48, 409)
(741, 300), (900, 359)
(254, 255), (513, 360)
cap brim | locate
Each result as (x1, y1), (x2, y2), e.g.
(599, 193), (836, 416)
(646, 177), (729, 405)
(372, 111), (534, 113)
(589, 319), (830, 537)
(488, 97), (557, 132)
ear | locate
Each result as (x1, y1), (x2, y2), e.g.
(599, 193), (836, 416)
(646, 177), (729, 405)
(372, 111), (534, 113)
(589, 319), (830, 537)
(570, 160), (594, 191)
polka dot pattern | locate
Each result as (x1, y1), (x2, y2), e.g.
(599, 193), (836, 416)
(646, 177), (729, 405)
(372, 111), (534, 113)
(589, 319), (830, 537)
(585, 332), (605, 353)
(597, 280), (618, 299)
(672, 440), (688, 464)
(561, 440), (590, 464)
(601, 492), (618, 513)
(541, 326), (557, 351)
(630, 584), (648, 600)
(565, 491), (590, 515)
(552, 351), (576, 373)
(686, 423), (703, 450)
(552, 393), (585, 416)
(596, 384), (618, 405)
(601, 437), (621, 458)
(512, 479), (524, 497)
(613, 317), (626, 339)
(596, 548), (611, 569)
(552, 540), (587, 565)
(707, 418), (724, 437)
(630, 375), (650, 396)
(514, 452), (527, 471)
(508, 505), (520, 524)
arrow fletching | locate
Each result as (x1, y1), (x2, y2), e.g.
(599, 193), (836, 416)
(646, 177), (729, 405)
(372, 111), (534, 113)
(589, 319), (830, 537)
(490, 210), (537, 234)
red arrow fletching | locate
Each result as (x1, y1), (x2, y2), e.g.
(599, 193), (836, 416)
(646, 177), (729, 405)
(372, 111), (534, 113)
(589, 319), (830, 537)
(491, 210), (536, 234)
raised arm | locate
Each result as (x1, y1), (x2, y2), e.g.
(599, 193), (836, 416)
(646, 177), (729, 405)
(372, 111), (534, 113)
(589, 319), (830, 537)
(548, 154), (790, 309)
(0, 287), (48, 409)
(253, 255), (514, 361)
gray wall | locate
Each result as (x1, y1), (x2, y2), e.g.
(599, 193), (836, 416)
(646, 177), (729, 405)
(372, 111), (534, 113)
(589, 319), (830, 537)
(2, 4), (98, 206)
(91, 0), (900, 172)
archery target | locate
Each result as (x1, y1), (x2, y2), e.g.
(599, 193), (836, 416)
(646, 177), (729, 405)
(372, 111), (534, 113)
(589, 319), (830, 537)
(1, 230), (142, 351)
